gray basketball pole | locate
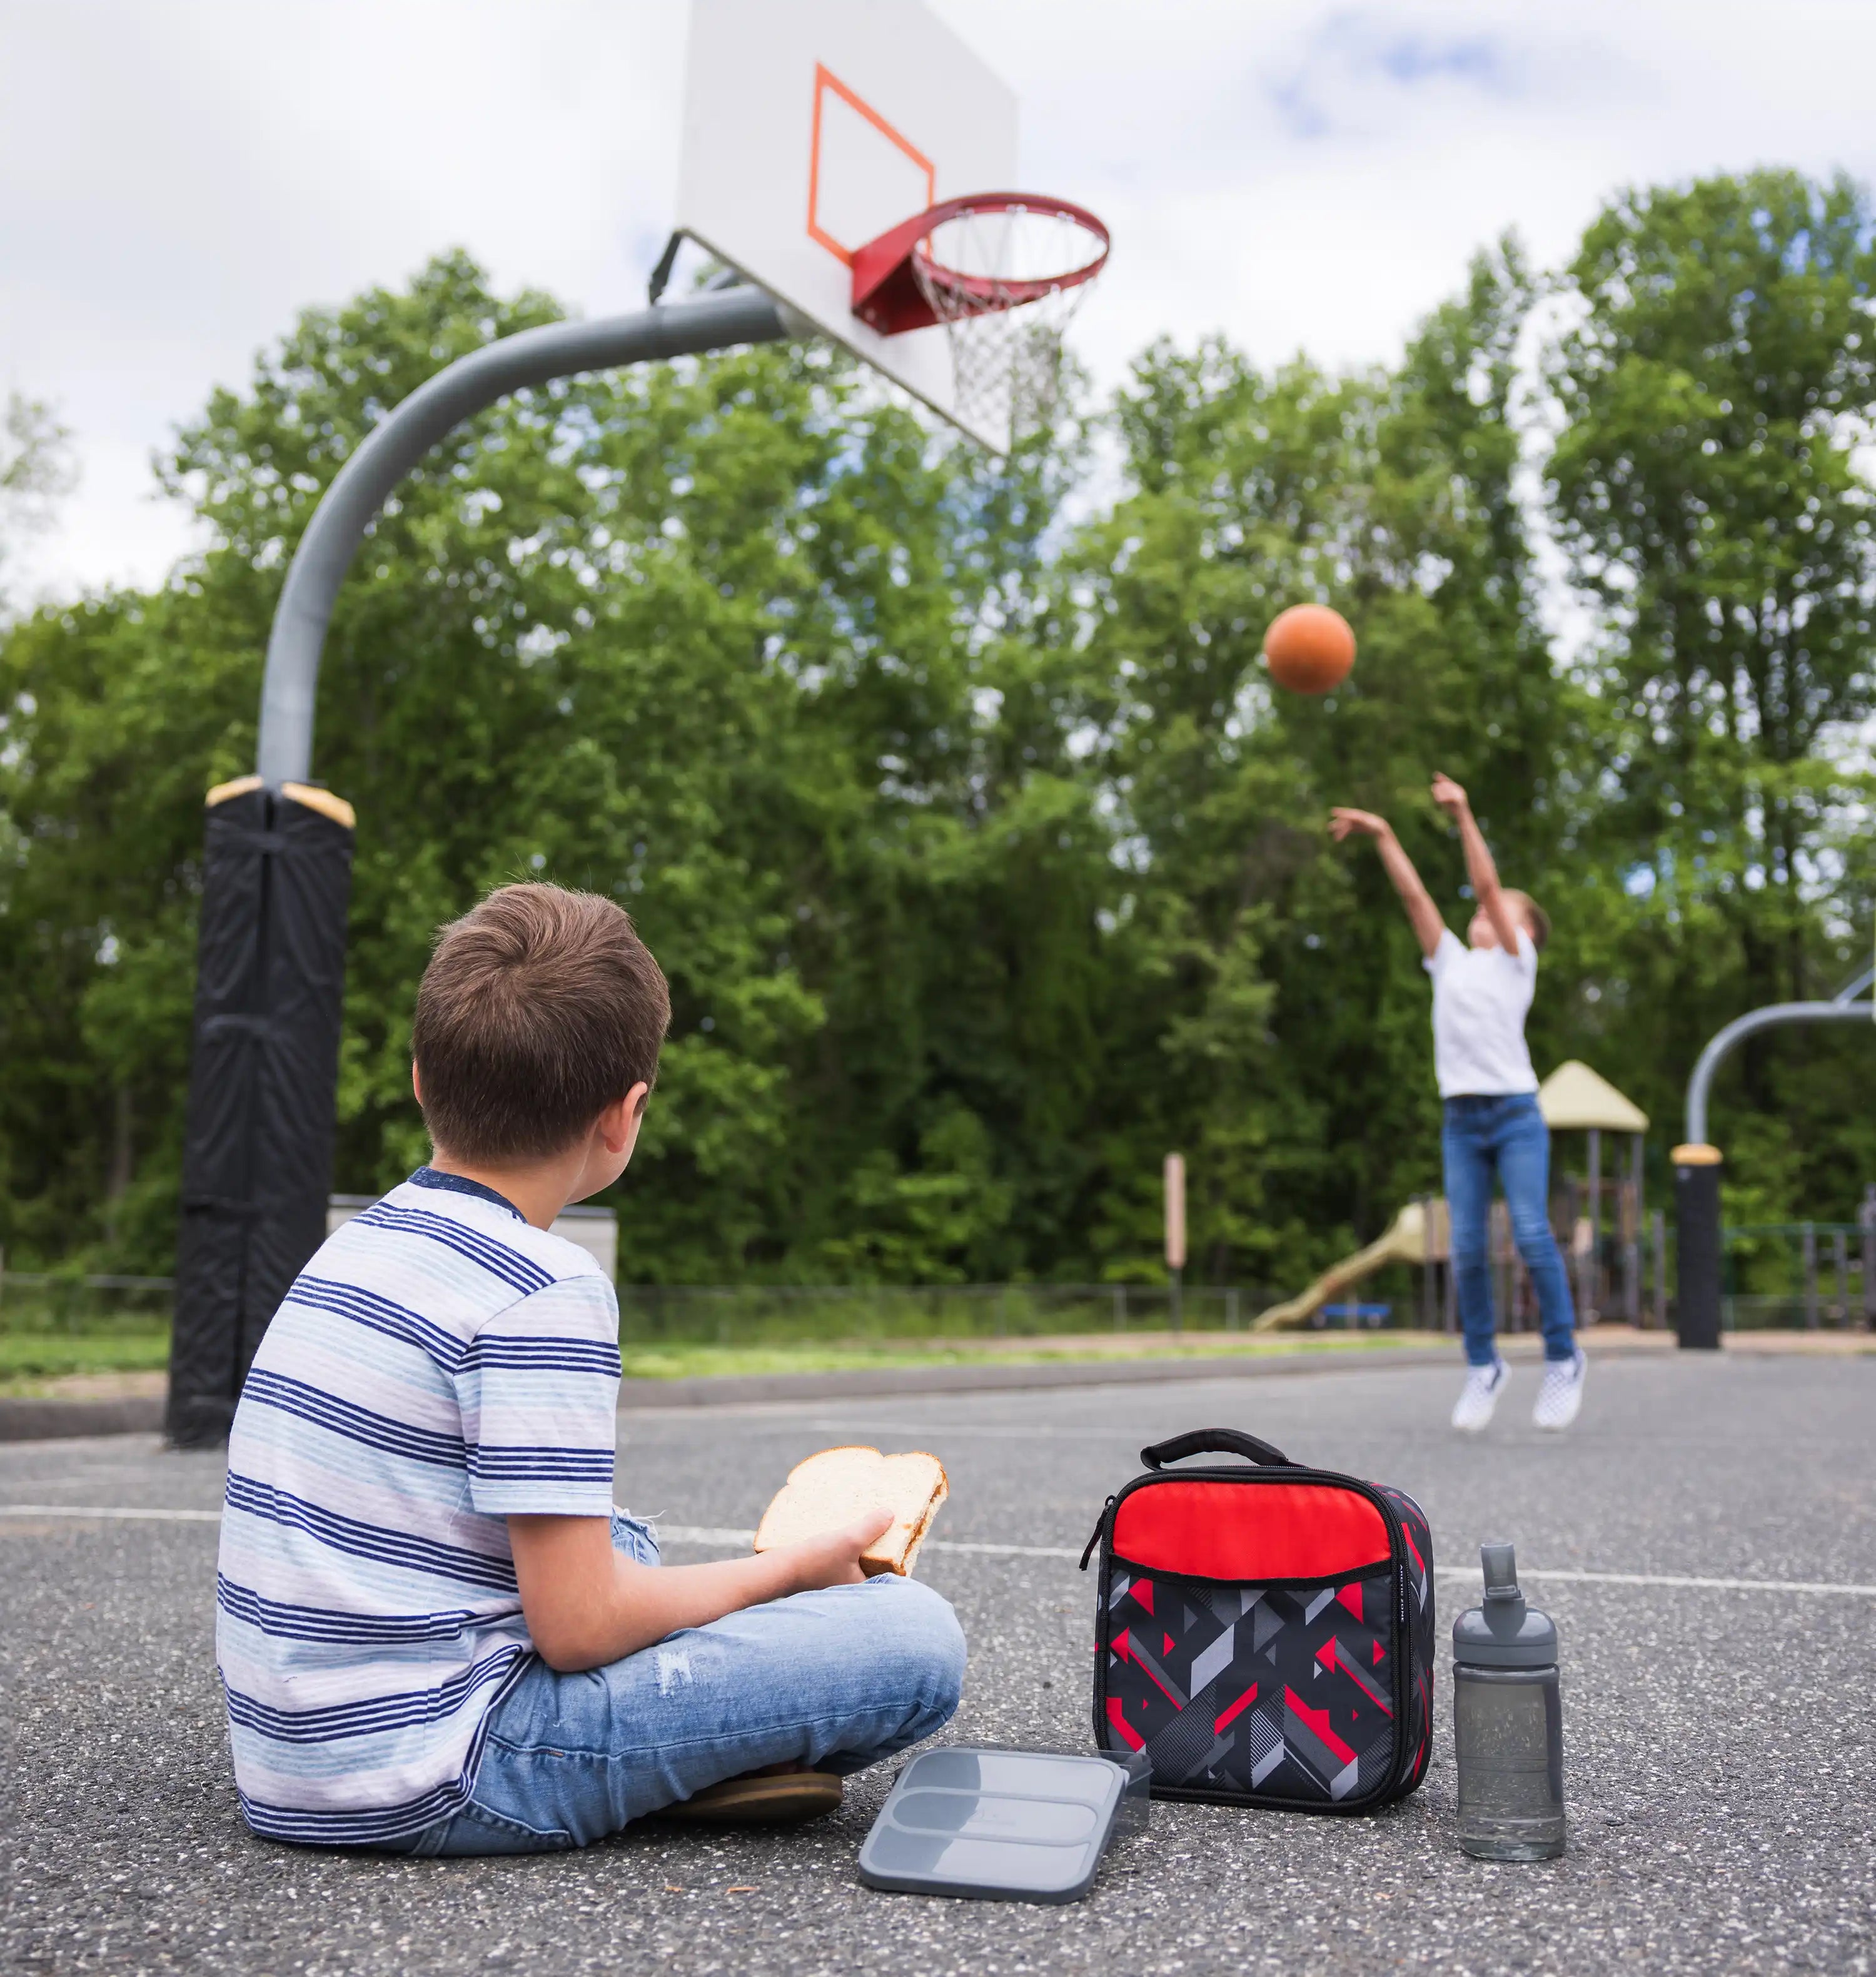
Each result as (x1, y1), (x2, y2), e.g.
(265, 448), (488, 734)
(1672, 978), (1874, 1354)
(166, 290), (791, 1445)
(256, 290), (789, 784)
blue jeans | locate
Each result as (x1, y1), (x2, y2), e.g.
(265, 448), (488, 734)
(392, 1514), (965, 1856)
(1442, 1093), (1577, 1368)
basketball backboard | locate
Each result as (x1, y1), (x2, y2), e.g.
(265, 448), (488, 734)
(675, 0), (1019, 452)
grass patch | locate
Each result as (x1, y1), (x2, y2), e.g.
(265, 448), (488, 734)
(0, 1312), (1436, 1395)
(617, 1330), (1436, 1382)
(1, 1288), (177, 1391)
(0, 1328), (173, 1387)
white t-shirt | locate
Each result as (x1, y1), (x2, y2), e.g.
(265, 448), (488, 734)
(1423, 927), (1539, 1098)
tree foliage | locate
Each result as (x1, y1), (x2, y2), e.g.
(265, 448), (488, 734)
(0, 392), (75, 609)
(1544, 169), (1876, 1198)
(6, 172), (1875, 1287)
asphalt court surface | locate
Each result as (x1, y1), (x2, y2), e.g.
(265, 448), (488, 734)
(2, 1352), (1872, 1974)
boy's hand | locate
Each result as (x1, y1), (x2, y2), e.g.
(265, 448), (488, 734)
(784, 1507), (895, 1590)
(1329, 806), (1391, 842)
(1430, 772), (1470, 818)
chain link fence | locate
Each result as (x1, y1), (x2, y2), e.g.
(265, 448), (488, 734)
(1723, 1223), (1876, 1331)
(0, 1260), (175, 1382)
(14, 1226), (1867, 1378)
(614, 1282), (1289, 1347)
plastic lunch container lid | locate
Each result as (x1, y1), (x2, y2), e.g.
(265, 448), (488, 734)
(858, 1747), (1150, 1904)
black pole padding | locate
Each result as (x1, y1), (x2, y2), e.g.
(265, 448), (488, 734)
(166, 783), (355, 1447)
(1672, 1148), (1723, 1351)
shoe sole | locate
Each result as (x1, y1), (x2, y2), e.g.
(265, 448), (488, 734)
(660, 1773), (844, 1825)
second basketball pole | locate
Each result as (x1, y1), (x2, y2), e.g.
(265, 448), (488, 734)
(1165, 1152), (1186, 1337)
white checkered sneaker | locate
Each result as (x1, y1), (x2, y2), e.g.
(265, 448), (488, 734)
(1451, 1358), (1509, 1433)
(1532, 1348), (1587, 1431)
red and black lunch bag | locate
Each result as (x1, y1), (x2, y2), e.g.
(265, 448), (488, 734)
(1081, 1428), (1435, 1812)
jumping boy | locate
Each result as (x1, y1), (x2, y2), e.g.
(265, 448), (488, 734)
(1330, 775), (1586, 1433)
(215, 883), (964, 1854)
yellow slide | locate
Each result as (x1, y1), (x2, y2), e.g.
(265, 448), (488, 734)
(1250, 1201), (1435, 1332)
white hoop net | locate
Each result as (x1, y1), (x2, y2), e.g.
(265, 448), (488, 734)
(910, 201), (1107, 442)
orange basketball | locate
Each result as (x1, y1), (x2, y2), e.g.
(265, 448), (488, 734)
(1263, 604), (1356, 695)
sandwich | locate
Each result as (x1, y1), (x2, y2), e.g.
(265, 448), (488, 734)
(753, 1445), (949, 1577)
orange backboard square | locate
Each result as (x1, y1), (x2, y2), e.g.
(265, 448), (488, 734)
(807, 64), (935, 266)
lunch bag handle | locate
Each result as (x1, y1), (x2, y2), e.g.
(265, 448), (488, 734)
(1139, 1428), (1292, 1470)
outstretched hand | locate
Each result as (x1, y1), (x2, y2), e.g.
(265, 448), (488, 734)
(1430, 772), (1470, 818)
(1329, 806), (1389, 843)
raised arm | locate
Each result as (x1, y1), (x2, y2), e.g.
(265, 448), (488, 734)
(1328, 807), (1447, 959)
(1430, 774), (1522, 953)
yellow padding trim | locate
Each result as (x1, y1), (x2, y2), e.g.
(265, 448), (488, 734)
(205, 774), (263, 807)
(1671, 1143), (1723, 1167)
(282, 782), (357, 831)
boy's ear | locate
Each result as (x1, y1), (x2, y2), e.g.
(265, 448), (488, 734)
(411, 1063), (423, 1105)
(597, 1083), (651, 1156)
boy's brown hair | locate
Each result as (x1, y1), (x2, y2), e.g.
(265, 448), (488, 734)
(413, 884), (670, 1165)
(1505, 889), (1551, 953)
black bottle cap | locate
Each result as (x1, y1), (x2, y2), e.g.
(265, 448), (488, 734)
(1452, 1541), (1560, 1669)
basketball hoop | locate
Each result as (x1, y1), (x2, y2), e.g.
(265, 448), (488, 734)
(851, 193), (1110, 442)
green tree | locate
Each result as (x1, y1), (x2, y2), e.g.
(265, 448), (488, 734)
(11, 177), (1875, 1293)
(0, 392), (74, 609)
(1069, 242), (1586, 1289)
(1545, 169), (1876, 1211)
(0, 254), (1109, 1283)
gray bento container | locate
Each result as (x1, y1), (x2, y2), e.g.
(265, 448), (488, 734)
(858, 1746), (1151, 1904)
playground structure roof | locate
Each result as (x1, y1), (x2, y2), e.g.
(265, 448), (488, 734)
(1538, 1059), (1650, 1134)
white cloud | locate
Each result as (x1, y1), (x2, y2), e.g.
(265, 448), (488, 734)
(5, 0), (1876, 602)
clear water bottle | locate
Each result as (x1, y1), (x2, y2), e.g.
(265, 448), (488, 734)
(1452, 1542), (1565, 1861)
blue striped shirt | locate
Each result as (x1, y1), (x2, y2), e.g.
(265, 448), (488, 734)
(215, 1168), (621, 1846)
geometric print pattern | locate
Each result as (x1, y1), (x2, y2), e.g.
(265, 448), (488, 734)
(1100, 1562), (1398, 1803)
(1089, 1469), (1438, 1814)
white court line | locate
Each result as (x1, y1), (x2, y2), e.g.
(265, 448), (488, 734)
(655, 1526), (1080, 1561)
(0, 1507), (1077, 1560)
(0, 1504), (223, 1522)
(1435, 1564), (1876, 1597)
(6, 1507), (1872, 1598)
(660, 1529), (1876, 1591)
(924, 1540), (1092, 1560)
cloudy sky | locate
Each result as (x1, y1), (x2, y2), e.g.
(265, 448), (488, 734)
(5, 0), (1876, 603)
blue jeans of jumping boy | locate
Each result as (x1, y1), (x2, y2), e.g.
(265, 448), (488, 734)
(1441, 1093), (1577, 1369)
(390, 1514), (965, 1856)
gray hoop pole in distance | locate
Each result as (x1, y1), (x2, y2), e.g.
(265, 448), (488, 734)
(1672, 998), (1875, 1354)
(167, 292), (791, 1446)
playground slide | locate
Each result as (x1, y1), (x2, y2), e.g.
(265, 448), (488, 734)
(1250, 1201), (1430, 1332)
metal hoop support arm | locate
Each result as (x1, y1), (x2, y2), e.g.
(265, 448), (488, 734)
(1683, 1000), (1875, 1146)
(254, 288), (790, 788)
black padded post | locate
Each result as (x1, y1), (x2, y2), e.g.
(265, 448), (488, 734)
(1672, 1146), (1723, 1352)
(166, 783), (355, 1447)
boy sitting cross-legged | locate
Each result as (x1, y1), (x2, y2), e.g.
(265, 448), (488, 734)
(216, 882), (965, 1854)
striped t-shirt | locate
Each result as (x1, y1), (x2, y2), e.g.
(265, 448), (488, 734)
(215, 1168), (621, 1847)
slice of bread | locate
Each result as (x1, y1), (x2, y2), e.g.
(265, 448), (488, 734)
(753, 1445), (949, 1577)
